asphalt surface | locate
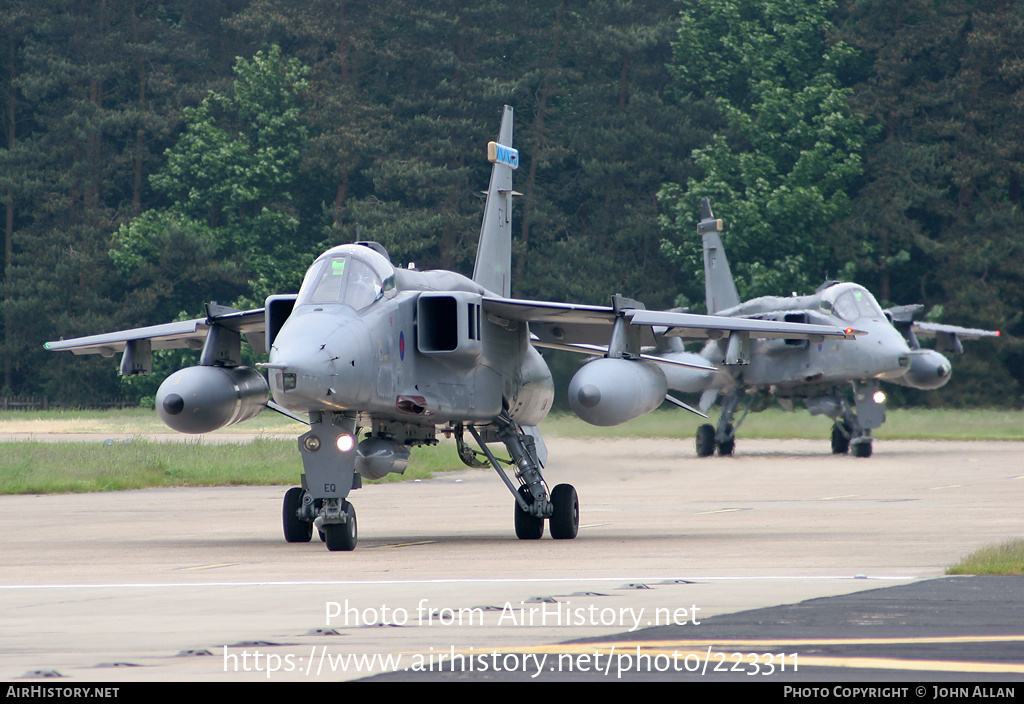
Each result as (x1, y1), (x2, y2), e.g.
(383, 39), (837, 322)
(1, 436), (1022, 683)
(368, 575), (1024, 682)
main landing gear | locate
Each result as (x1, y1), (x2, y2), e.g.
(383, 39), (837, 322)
(695, 391), (748, 457)
(466, 411), (579, 541)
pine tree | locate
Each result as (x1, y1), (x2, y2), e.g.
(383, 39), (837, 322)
(659, 0), (870, 304)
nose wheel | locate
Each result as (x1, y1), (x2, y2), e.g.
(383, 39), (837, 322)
(282, 488), (357, 551)
(322, 500), (358, 551)
(282, 487), (313, 543)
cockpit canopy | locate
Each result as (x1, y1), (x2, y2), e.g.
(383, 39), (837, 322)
(296, 244), (396, 310)
(818, 283), (884, 322)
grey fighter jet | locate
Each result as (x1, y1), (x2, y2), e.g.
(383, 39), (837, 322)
(654, 198), (1000, 459)
(45, 109), (852, 551)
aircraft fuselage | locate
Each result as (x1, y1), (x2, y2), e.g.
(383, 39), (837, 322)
(703, 283), (922, 396)
(266, 244), (553, 429)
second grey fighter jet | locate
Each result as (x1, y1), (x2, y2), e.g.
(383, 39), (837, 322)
(654, 198), (1000, 458)
(45, 110), (852, 551)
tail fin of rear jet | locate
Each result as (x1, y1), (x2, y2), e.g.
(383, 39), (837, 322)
(699, 198), (740, 314)
(472, 105), (517, 298)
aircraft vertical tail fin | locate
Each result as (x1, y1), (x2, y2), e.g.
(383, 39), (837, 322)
(472, 105), (517, 298)
(699, 198), (740, 314)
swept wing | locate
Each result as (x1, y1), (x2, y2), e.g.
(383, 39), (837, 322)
(44, 306), (265, 357)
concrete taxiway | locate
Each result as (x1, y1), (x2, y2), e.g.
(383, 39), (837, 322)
(1, 437), (1022, 682)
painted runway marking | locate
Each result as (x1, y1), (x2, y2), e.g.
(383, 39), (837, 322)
(0, 574), (920, 590)
(430, 636), (1024, 674)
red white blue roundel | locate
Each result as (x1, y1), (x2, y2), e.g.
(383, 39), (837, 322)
(399, 331), (405, 361)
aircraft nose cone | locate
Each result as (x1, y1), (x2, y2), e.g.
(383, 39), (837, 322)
(268, 307), (371, 411)
(872, 324), (914, 379)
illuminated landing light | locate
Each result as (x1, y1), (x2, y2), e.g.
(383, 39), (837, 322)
(873, 390), (887, 404)
(337, 434), (356, 453)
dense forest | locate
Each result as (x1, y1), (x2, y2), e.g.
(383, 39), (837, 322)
(1, 0), (1021, 408)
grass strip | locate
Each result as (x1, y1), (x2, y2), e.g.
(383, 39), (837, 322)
(0, 439), (466, 495)
(947, 539), (1024, 576)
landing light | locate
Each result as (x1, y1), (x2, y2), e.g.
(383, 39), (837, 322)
(873, 390), (886, 404)
(337, 434), (356, 453)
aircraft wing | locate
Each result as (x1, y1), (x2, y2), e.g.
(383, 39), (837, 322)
(885, 304), (1000, 353)
(911, 321), (999, 353)
(44, 305), (266, 357)
(482, 297), (620, 325)
(482, 297), (853, 348)
(912, 321), (1000, 341)
(627, 309), (854, 341)
(483, 297), (637, 347)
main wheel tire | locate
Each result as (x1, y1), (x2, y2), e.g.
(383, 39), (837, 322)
(514, 486), (544, 540)
(323, 501), (357, 551)
(549, 484), (579, 540)
(282, 487), (313, 543)
(696, 424), (715, 457)
(831, 421), (851, 454)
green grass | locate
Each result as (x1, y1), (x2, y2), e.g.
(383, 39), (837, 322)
(1, 407), (1022, 495)
(947, 539), (1024, 576)
(540, 408), (1024, 441)
(0, 438), (466, 495)
(0, 407), (306, 435)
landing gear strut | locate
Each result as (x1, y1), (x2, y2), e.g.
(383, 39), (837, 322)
(467, 412), (579, 541)
(282, 412), (363, 551)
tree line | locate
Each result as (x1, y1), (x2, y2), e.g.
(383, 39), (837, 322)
(1, 0), (1020, 408)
